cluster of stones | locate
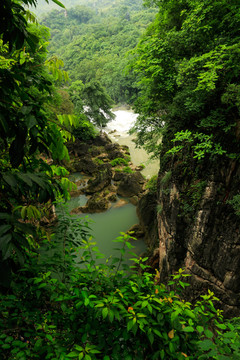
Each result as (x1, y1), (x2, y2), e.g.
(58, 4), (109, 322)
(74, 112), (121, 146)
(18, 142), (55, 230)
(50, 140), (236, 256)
(66, 133), (146, 216)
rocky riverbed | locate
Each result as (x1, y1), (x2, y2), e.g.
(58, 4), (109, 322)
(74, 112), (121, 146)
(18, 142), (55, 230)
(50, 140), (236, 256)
(65, 133), (148, 240)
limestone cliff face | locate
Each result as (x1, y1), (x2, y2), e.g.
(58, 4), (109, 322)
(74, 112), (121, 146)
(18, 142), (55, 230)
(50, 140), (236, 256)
(157, 160), (240, 316)
(137, 192), (158, 249)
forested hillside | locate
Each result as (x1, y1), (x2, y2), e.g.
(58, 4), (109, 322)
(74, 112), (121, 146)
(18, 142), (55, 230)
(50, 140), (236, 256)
(38, 0), (157, 103)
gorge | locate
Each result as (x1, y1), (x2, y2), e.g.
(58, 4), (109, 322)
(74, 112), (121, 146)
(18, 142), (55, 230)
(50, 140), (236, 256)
(1, 0), (240, 358)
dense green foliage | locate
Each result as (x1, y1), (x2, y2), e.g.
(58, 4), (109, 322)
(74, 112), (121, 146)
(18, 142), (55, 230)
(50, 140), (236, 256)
(1, 209), (240, 360)
(0, 0), (120, 281)
(39, 0), (157, 104)
(130, 0), (240, 166)
(0, 0), (83, 281)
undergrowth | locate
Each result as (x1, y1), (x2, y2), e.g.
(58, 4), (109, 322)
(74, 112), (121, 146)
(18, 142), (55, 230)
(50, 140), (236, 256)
(1, 207), (240, 360)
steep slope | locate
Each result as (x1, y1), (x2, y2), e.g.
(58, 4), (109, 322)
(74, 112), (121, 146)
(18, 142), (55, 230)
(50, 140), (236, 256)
(130, 0), (240, 315)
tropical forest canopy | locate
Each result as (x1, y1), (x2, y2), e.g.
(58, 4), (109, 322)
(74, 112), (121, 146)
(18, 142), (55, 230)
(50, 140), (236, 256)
(37, 0), (157, 104)
(1, 0), (240, 359)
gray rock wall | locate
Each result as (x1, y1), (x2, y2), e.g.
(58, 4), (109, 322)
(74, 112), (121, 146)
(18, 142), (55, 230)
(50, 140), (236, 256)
(157, 161), (240, 316)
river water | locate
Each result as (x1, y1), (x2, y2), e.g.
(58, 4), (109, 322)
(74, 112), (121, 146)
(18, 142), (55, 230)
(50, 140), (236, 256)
(68, 110), (159, 262)
(106, 109), (159, 179)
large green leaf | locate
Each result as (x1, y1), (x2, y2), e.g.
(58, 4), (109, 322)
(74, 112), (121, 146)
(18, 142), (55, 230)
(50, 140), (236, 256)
(51, 0), (65, 9)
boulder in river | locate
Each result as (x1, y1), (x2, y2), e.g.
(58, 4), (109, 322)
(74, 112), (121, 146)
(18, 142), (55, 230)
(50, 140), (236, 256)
(86, 163), (112, 194)
(129, 196), (139, 206)
(83, 193), (110, 213)
(94, 133), (112, 146)
(113, 171), (127, 182)
(117, 172), (145, 197)
(89, 146), (102, 157)
(127, 224), (145, 239)
(71, 193), (110, 214)
(74, 156), (98, 175)
(105, 143), (125, 160)
(113, 198), (129, 208)
(68, 139), (89, 157)
(108, 193), (117, 202)
(70, 188), (84, 198)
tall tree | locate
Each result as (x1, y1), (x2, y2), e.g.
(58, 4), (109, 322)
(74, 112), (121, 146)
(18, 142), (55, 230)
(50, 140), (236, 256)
(82, 80), (115, 130)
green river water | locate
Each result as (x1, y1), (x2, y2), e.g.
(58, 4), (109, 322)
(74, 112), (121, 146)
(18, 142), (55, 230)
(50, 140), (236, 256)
(66, 110), (159, 264)
(67, 194), (146, 262)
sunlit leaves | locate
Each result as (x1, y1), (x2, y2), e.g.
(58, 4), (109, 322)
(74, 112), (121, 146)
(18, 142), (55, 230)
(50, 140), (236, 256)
(45, 56), (69, 82)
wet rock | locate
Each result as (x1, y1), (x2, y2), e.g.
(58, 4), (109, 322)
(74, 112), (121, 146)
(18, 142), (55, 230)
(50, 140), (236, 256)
(86, 164), (112, 194)
(70, 207), (82, 214)
(105, 143), (121, 152)
(105, 143), (125, 160)
(127, 224), (145, 239)
(113, 171), (127, 182)
(94, 133), (112, 146)
(108, 193), (117, 202)
(109, 150), (125, 160)
(121, 145), (130, 151)
(68, 140), (89, 157)
(89, 146), (102, 157)
(113, 198), (128, 208)
(83, 193), (110, 213)
(70, 188), (84, 198)
(117, 172), (145, 197)
(97, 153), (109, 162)
(132, 171), (145, 184)
(129, 196), (139, 206)
(74, 156), (98, 175)
(108, 184), (117, 192)
(135, 165), (145, 171)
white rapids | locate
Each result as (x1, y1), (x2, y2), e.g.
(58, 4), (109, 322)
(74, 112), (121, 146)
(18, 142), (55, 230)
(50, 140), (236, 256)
(105, 109), (159, 178)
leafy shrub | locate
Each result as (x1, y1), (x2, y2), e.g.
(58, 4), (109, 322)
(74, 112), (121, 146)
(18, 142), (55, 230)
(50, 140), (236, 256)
(94, 158), (104, 165)
(179, 180), (207, 218)
(227, 194), (240, 217)
(161, 171), (172, 187)
(1, 209), (240, 360)
(110, 157), (129, 167)
(123, 166), (133, 173)
(125, 155), (131, 162)
(72, 115), (98, 141)
(146, 174), (158, 193)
